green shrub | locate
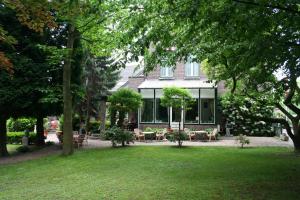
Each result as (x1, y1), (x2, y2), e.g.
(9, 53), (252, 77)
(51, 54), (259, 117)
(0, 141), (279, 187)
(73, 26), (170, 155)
(7, 117), (36, 132)
(89, 121), (101, 133)
(236, 134), (250, 148)
(105, 126), (134, 147)
(16, 146), (31, 153)
(7, 132), (36, 144)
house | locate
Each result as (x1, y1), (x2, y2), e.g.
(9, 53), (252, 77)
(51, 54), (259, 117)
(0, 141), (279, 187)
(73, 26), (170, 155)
(115, 58), (226, 131)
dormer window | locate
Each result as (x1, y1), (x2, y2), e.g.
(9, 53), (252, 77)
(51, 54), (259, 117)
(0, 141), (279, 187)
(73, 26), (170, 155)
(185, 57), (199, 77)
(160, 66), (173, 78)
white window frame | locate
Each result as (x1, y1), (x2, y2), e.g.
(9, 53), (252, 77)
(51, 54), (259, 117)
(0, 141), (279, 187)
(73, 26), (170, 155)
(160, 66), (173, 78)
(185, 57), (200, 77)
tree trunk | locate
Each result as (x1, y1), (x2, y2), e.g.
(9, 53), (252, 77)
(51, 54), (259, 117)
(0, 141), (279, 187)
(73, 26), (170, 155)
(117, 111), (125, 128)
(110, 109), (117, 128)
(0, 116), (8, 157)
(291, 123), (300, 153)
(62, 24), (75, 156)
(85, 93), (91, 133)
(98, 100), (106, 133)
(36, 115), (45, 146)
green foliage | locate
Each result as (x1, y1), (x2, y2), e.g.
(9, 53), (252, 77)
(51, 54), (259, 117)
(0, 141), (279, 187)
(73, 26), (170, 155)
(167, 130), (189, 142)
(104, 126), (134, 147)
(161, 87), (194, 109)
(16, 146), (31, 153)
(221, 94), (275, 136)
(7, 117), (36, 132)
(109, 88), (142, 127)
(109, 88), (142, 113)
(89, 121), (101, 133)
(59, 115), (64, 131)
(7, 132), (36, 144)
(236, 134), (250, 148)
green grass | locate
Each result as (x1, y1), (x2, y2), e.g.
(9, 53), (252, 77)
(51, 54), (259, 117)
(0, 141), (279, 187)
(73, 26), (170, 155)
(1, 146), (300, 200)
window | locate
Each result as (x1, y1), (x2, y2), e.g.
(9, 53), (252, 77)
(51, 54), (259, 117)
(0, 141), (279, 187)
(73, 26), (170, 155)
(141, 99), (154, 122)
(200, 89), (215, 124)
(155, 99), (168, 123)
(185, 89), (199, 123)
(140, 89), (154, 123)
(200, 99), (214, 123)
(160, 66), (173, 78)
(185, 99), (199, 123)
(185, 57), (199, 77)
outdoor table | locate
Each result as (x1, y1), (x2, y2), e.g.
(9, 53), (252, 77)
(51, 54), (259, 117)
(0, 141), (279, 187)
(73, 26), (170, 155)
(142, 131), (155, 142)
(190, 131), (209, 141)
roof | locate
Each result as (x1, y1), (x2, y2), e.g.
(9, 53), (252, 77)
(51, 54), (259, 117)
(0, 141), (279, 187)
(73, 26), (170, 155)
(138, 80), (216, 89)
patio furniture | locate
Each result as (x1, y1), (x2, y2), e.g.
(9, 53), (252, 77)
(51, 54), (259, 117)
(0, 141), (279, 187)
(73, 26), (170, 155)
(190, 130), (209, 141)
(134, 128), (145, 141)
(184, 128), (196, 141)
(142, 131), (155, 142)
(208, 128), (218, 141)
(73, 134), (86, 148)
(156, 129), (166, 141)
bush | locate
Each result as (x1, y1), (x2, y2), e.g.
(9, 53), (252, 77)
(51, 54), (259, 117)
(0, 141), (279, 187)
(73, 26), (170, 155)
(7, 117), (36, 132)
(89, 121), (101, 133)
(236, 134), (250, 148)
(105, 126), (134, 147)
(221, 95), (275, 137)
(167, 130), (188, 147)
(16, 146), (31, 153)
(7, 132), (37, 144)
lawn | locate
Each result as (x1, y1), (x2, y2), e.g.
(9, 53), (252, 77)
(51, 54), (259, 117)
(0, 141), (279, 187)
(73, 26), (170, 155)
(0, 146), (300, 200)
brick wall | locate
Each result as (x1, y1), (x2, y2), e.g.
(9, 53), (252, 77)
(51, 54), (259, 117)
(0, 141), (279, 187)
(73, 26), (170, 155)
(127, 76), (145, 91)
(146, 61), (208, 80)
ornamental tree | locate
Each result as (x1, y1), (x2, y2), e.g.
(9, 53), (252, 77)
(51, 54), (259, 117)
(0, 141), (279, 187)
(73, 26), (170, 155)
(161, 87), (193, 147)
(108, 88), (142, 128)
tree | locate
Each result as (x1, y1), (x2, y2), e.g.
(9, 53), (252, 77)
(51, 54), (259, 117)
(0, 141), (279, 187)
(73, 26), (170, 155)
(117, 0), (300, 151)
(108, 88), (142, 128)
(160, 87), (193, 147)
(76, 54), (120, 133)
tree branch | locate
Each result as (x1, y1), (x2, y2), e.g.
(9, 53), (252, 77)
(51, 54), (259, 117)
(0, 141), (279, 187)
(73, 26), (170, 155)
(232, 0), (300, 15)
(276, 103), (296, 121)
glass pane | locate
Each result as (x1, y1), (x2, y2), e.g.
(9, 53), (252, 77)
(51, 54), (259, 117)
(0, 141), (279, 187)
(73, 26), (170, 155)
(187, 89), (199, 98)
(155, 99), (168, 123)
(155, 89), (163, 98)
(200, 99), (215, 123)
(200, 89), (215, 98)
(140, 89), (154, 98)
(172, 107), (181, 122)
(185, 62), (191, 76)
(141, 99), (154, 122)
(160, 67), (173, 77)
(185, 99), (199, 123)
(193, 63), (199, 76)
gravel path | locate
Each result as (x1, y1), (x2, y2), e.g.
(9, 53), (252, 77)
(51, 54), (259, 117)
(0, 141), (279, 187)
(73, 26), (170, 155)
(0, 134), (293, 165)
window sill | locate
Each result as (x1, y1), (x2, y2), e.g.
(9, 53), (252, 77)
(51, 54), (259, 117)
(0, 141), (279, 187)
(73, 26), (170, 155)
(159, 77), (175, 80)
(184, 77), (200, 80)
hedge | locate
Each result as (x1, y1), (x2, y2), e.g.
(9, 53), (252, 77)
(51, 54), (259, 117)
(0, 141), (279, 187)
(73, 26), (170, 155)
(7, 132), (37, 144)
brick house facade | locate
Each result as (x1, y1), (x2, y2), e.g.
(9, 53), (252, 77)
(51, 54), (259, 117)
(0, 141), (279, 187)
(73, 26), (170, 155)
(116, 60), (226, 131)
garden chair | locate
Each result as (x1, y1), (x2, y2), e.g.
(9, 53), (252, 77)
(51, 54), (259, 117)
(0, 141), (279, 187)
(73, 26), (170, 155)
(184, 128), (196, 141)
(73, 134), (85, 148)
(156, 129), (165, 141)
(134, 128), (145, 141)
(208, 128), (218, 141)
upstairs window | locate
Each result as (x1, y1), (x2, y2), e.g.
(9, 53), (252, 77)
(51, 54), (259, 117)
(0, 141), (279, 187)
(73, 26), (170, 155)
(185, 57), (199, 77)
(160, 66), (173, 78)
